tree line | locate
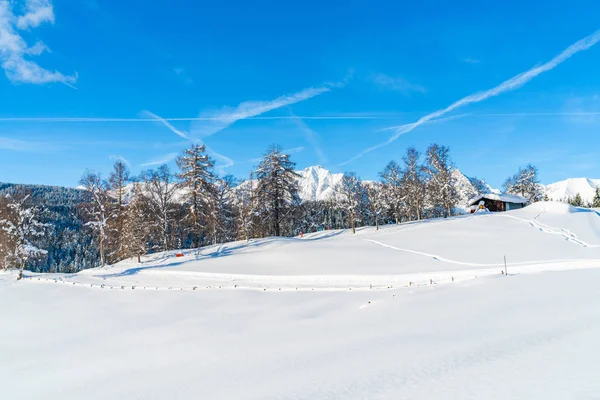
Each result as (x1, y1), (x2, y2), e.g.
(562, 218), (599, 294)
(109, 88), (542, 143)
(1, 143), (543, 273)
(564, 188), (600, 208)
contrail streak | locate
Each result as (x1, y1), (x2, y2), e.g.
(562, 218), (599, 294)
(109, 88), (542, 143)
(2, 112), (600, 124)
(140, 111), (189, 139)
(0, 116), (391, 122)
(340, 29), (600, 166)
(375, 114), (469, 132)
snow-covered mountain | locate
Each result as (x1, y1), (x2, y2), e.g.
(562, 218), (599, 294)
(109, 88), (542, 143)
(73, 165), (502, 207)
(452, 169), (480, 206)
(295, 165), (343, 202)
(544, 178), (600, 203)
(295, 165), (497, 206)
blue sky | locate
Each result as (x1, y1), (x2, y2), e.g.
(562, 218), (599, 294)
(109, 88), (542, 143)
(1, 0), (600, 188)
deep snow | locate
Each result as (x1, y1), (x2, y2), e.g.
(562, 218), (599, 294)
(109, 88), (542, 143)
(2, 201), (600, 399)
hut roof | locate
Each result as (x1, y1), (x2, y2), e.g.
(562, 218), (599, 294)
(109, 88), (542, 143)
(468, 193), (529, 206)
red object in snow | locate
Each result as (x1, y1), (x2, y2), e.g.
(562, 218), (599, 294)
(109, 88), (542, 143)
(299, 232), (304, 238)
(175, 253), (184, 257)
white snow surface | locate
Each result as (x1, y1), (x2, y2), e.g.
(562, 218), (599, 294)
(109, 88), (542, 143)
(545, 177), (600, 203)
(2, 201), (600, 399)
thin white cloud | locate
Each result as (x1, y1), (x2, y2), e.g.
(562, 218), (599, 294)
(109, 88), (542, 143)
(462, 57), (481, 64)
(291, 115), (327, 164)
(190, 85), (331, 138)
(282, 146), (305, 154)
(140, 152), (178, 167)
(109, 155), (131, 168)
(6, 111), (600, 125)
(205, 145), (235, 170)
(0, 115), (391, 122)
(376, 114), (469, 132)
(247, 156), (262, 163)
(26, 41), (49, 55)
(207, 147), (235, 175)
(140, 110), (190, 139)
(142, 111), (235, 171)
(17, 0), (54, 29)
(0, 0), (76, 85)
(369, 72), (426, 95)
(324, 69), (354, 88)
(341, 29), (600, 166)
(0, 136), (61, 152)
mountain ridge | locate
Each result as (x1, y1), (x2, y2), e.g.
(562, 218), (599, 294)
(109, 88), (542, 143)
(545, 177), (600, 203)
(5, 168), (598, 206)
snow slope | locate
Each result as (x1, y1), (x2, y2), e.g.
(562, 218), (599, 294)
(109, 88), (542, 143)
(2, 201), (600, 399)
(40, 201), (598, 291)
(545, 177), (600, 203)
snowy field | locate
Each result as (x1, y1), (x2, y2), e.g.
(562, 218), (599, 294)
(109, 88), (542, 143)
(2, 202), (600, 399)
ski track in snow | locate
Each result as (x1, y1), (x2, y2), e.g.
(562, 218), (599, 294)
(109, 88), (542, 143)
(499, 212), (600, 248)
(364, 238), (598, 268)
(20, 256), (600, 293)
(12, 202), (600, 292)
(364, 239), (505, 267)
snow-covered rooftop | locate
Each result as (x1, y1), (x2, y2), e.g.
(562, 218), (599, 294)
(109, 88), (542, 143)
(468, 193), (529, 206)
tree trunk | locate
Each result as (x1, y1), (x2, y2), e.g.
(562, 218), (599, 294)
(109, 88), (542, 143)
(99, 236), (105, 266)
(274, 200), (280, 237)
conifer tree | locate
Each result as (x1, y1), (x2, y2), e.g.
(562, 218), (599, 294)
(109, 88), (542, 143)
(569, 193), (584, 207)
(121, 183), (150, 263)
(176, 144), (217, 248)
(107, 160), (130, 261)
(592, 187), (600, 208)
(253, 146), (300, 237)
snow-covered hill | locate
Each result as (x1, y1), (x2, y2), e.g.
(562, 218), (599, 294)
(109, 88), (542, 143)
(544, 177), (600, 203)
(3, 202), (600, 399)
(37, 201), (600, 287)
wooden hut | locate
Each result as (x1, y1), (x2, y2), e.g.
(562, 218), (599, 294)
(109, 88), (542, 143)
(468, 193), (528, 212)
